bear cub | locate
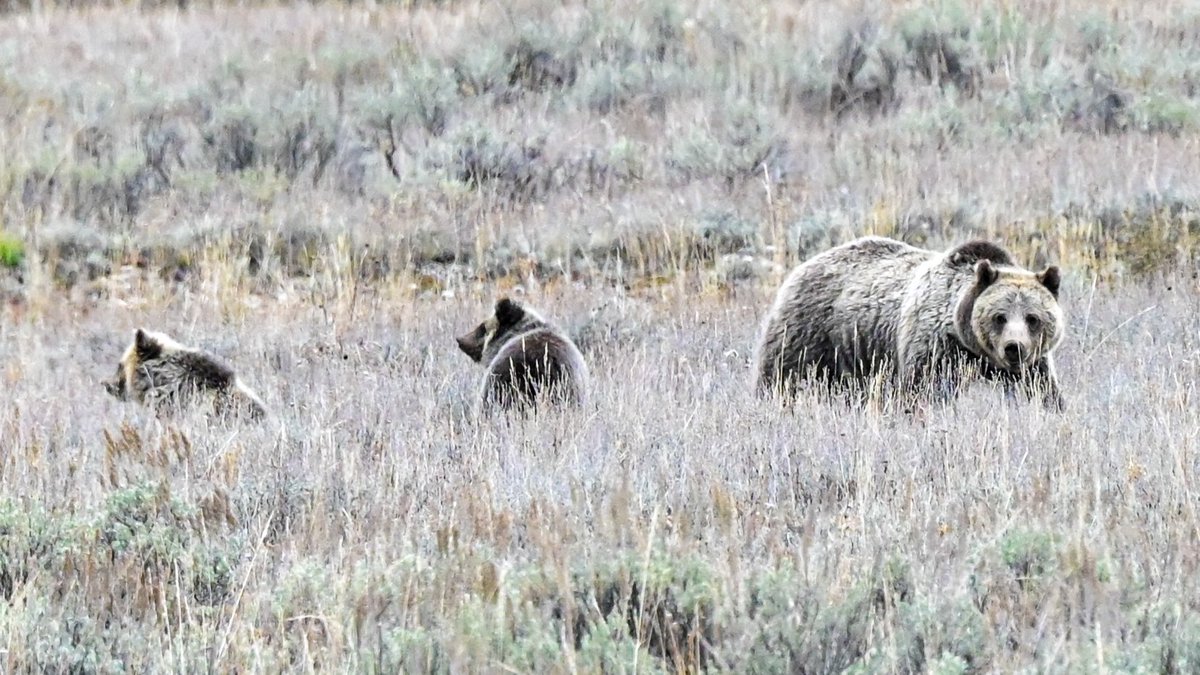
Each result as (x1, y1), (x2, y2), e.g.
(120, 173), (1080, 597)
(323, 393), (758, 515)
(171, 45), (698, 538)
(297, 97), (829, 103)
(754, 236), (1065, 409)
(103, 328), (267, 418)
(457, 298), (589, 414)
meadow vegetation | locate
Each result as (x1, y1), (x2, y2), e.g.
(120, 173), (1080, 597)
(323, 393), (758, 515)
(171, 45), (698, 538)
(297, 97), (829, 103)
(1, 0), (1199, 671)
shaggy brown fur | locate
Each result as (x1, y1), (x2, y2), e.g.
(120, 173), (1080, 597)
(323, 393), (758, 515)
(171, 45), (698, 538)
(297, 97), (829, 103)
(457, 298), (588, 414)
(754, 236), (1065, 408)
(103, 328), (267, 418)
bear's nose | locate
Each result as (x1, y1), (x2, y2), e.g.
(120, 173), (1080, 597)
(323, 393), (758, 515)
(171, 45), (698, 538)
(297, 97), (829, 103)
(1003, 343), (1021, 362)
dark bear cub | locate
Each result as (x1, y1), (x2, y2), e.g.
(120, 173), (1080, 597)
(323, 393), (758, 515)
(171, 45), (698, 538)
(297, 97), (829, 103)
(456, 298), (589, 414)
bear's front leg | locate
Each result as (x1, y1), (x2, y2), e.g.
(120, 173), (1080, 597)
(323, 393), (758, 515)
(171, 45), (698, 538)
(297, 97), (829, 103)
(1002, 357), (1064, 411)
(898, 345), (963, 412)
(1028, 357), (1065, 411)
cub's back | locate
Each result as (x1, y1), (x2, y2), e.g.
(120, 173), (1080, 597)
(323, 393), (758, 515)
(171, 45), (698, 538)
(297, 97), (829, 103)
(482, 327), (588, 410)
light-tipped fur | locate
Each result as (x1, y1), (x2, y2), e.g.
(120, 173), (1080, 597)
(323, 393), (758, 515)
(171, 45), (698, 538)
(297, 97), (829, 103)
(103, 328), (267, 419)
(456, 298), (589, 414)
(753, 236), (1065, 408)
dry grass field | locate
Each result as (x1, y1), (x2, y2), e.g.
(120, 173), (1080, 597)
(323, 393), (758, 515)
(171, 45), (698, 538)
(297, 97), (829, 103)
(1, 0), (1200, 672)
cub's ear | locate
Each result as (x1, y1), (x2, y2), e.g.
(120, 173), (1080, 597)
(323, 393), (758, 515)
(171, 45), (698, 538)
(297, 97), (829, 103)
(495, 297), (525, 327)
(134, 328), (162, 359)
(1037, 266), (1061, 298)
(974, 259), (1000, 288)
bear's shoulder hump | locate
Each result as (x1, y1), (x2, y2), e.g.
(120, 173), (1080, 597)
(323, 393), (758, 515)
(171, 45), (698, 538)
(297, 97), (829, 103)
(944, 240), (1015, 268)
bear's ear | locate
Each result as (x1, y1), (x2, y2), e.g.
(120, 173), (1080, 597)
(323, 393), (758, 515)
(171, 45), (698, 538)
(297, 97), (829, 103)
(1037, 266), (1061, 298)
(495, 297), (525, 327)
(974, 259), (999, 288)
(134, 328), (162, 359)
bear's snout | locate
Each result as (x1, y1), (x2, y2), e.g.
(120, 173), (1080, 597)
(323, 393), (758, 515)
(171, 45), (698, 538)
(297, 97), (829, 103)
(999, 339), (1035, 369)
(456, 334), (483, 362)
(102, 378), (123, 399)
(1003, 343), (1022, 363)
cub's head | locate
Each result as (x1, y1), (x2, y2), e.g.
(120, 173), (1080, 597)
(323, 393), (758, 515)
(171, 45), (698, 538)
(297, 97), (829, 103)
(957, 260), (1063, 372)
(456, 298), (547, 365)
(103, 328), (183, 401)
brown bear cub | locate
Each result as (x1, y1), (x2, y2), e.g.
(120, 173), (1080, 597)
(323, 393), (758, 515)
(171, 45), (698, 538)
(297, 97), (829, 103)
(103, 328), (267, 418)
(754, 236), (1065, 409)
(456, 298), (589, 414)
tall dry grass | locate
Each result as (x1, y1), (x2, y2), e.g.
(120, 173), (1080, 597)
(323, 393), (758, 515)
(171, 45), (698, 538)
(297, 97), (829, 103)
(3, 271), (1200, 671)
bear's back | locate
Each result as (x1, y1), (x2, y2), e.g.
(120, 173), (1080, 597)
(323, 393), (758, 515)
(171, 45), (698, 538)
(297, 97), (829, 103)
(942, 240), (1015, 268)
(482, 327), (588, 411)
(136, 348), (262, 416)
(754, 236), (934, 394)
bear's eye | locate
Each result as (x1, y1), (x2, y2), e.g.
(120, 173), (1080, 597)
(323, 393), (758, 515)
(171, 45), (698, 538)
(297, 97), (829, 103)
(992, 314), (1007, 327)
(1025, 315), (1041, 329)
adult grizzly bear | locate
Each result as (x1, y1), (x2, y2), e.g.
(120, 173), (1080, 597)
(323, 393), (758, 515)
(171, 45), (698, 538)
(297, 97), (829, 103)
(457, 297), (589, 414)
(753, 236), (1064, 408)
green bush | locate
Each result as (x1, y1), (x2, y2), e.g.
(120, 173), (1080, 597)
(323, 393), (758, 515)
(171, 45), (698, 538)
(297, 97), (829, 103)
(0, 232), (23, 269)
(999, 529), (1058, 584)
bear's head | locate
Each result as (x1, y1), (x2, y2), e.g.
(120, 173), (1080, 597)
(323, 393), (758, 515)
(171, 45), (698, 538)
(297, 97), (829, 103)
(456, 298), (548, 365)
(103, 328), (183, 401)
(956, 260), (1063, 372)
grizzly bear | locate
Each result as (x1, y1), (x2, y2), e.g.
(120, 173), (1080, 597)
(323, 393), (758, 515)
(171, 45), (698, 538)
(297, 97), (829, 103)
(103, 328), (267, 418)
(456, 297), (589, 414)
(753, 236), (1065, 408)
